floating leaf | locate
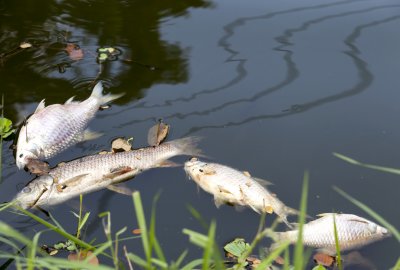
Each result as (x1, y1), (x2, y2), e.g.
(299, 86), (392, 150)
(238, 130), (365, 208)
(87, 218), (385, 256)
(20, 42), (32, 49)
(97, 47), (121, 62)
(68, 250), (99, 265)
(111, 137), (132, 153)
(313, 253), (335, 267)
(223, 238), (250, 258)
(65, 43), (84, 61)
(147, 120), (169, 146)
(26, 159), (50, 175)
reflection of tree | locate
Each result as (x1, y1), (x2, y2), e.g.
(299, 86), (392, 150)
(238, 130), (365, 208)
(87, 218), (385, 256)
(0, 0), (211, 121)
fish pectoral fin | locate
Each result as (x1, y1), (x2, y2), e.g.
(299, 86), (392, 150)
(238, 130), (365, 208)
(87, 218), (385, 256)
(213, 196), (225, 208)
(65, 96), (76, 104)
(104, 166), (135, 180)
(34, 99), (46, 113)
(62, 174), (90, 187)
(156, 160), (181, 167)
(106, 184), (134, 196)
(252, 177), (274, 186)
(82, 129), (103, 141)
(217, 185), (232, 194)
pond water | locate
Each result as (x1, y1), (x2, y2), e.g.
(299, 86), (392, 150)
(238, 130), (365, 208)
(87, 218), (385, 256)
(1, 0), (399, 268)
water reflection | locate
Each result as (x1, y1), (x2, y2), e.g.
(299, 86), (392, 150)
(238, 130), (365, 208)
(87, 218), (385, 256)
(0, 0), (211, 121)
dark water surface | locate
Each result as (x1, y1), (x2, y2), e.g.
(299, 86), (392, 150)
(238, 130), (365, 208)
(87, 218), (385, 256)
(1, 0), (399, 268)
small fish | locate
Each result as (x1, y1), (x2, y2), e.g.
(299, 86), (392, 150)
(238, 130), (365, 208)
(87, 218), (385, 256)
(16, 82), (123, 169)
(13, 137), (201, 209)
(184, 158), (298, 227)
(272, 213), (390, 255)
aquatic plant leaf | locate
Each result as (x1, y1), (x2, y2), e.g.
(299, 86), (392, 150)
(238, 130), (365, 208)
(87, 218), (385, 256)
(223, 238), (250, 258)
(312, 265), (327, 270)
(333, 152), (400, 175)
(0, 117), (15, 138)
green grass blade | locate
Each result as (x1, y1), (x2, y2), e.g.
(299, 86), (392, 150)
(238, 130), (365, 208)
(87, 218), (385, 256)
(27, 231), (42, 270)
(16, 207), (95, 250)
(149, 192), (166, 265)
(132, 191), (151, 266)
(172, 250), (188, 269)
(182, 229), (209, 248)
(293, 171), (309, 270)
(333, 152), (400, 175)
(332, 214), (343, 270)
(393, 257), (400, 270)
(333, 186), (400, 242)
(127, 253), (148, 268)
(181, 259), (203, 270)
(0, 221), (32, 247)
(202, 220), (216, 270)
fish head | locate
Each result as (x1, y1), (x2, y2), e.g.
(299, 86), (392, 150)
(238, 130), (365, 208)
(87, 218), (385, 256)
(12, 175), (53, 209)
(366, 221), (390, 239)
(16, 148), (39, 170)
(184, 157), (207, 181)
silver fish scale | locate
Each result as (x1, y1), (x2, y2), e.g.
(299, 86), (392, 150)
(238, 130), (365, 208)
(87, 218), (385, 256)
(30, 101), (97, 158)
(50, 140), (185, 182)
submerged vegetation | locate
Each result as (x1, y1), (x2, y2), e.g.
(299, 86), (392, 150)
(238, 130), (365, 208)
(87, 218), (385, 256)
(0, 170), (398, 269)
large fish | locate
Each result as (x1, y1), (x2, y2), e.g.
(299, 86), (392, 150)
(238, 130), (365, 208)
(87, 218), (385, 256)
(184, 158), (298, 227)
(16, 81), (123, 169)
(13, 137), (201, 209)
(271, 213), (390, 255)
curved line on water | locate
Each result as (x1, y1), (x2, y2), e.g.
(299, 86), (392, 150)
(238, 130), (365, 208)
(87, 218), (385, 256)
(182, 14), (400, 136)
(102, 0), (364, 119)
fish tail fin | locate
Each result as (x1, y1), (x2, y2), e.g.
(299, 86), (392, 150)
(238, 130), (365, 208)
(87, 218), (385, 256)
(264, 229), (287, 251)
(168, 136), (203, 157)
(91, 81), (125, 105)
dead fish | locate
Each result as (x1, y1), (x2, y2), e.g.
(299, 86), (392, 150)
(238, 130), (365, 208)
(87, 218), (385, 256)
(16, 81), (124, 169)
(184, 158), (298, 227)
(13, 137), (201, 209)
(147, 119), (169, 147)
(271, 213), (390, 255)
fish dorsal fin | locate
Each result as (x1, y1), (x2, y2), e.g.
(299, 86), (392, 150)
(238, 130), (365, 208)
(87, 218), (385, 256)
(253, 177), (274, 186)
(243, 171), (251, 177)
(316, 213), (334, 218)
(34, 99), (46, 113)
(106, 184), (134, 195)
(65, 96), (75, 104)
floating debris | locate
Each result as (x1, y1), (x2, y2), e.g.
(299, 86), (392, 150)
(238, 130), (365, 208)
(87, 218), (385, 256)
(147, 119), (169, 146)
(25, 159), (50, 175)
(96, 47), (121, 62)
(111, 137), (133, 153)
(68, 250), (99, 265)
(313, 253), (335, 267)
(65, 43), (84, 61)
(19, 42), (32, 49)
(132, 228), (141, 235)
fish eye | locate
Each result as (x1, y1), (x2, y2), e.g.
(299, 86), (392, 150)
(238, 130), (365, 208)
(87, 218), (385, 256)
(199, 169), (203, 172)
(22, 187), (31, 193)
(19, 154), (23, 158)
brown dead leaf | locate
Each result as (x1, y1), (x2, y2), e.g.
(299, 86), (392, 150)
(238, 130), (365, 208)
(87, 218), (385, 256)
(313, 253), (335, 267)
(68, 251), (99, 265)
(26, 159), (50, 175)
(111, 137), (132, 153)
(132, 228), (141, 235)
(274, 255), (285, 265)
(147, 120), (169, 146)
(65, 43), (84, 61)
